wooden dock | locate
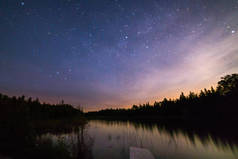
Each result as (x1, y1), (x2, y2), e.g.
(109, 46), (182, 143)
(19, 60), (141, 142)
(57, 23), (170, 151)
(130, 147), (155, 159)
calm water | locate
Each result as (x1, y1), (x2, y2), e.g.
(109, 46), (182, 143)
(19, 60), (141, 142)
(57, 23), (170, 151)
(41, 120), (238, 159)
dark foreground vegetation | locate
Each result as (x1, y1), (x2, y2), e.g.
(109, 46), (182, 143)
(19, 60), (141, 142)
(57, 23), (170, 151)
(87, 73), (238, 122)
(0, 95), (88, 159)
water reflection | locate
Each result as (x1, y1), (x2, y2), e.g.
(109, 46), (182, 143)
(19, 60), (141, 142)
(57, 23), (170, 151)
(42, 120), (238, 159)
(87, 120), (238, 159)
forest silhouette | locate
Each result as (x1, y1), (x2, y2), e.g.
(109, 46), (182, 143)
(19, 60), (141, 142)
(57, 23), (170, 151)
(87, 73), (238, 122)
(2, 73), (238, 122)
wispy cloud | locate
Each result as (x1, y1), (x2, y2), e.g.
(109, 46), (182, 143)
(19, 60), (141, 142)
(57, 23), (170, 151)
(129, 29), (238, 104)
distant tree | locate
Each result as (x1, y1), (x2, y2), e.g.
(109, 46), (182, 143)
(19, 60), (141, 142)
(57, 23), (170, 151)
(217, 74), (238, 95)
(34, 98), (40, 104)
(199, 90), (205, 97)
(28, 97), (32, 103)
(132, 105), (138, 110)
(210, 86), (216, 94)
(179, 92), (186, 101)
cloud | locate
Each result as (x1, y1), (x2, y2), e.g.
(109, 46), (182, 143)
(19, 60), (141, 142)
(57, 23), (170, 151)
(130, 28), (238, 103)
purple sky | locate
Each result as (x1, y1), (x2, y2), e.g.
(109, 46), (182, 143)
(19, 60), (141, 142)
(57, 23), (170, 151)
(0, 0), (238, 110)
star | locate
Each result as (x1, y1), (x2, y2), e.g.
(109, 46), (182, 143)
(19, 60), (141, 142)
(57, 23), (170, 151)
(1, 0), (238, 111)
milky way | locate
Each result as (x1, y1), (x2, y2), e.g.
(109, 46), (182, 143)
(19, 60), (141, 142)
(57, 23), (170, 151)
(0, 0), (238, 110)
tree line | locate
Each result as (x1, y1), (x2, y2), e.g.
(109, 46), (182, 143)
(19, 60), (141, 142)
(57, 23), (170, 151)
(0, 94), (82, 122)
(87, 73), (238, 121)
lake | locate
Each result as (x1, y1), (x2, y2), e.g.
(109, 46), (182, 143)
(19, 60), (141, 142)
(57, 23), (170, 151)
(40, 120), (238, 159)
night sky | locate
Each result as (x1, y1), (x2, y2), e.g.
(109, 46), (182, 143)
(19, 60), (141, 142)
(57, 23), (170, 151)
(0, 0), (238, 110)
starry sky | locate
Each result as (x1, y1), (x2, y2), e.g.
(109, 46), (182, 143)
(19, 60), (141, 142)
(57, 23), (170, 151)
(0, 0), (238, 111)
